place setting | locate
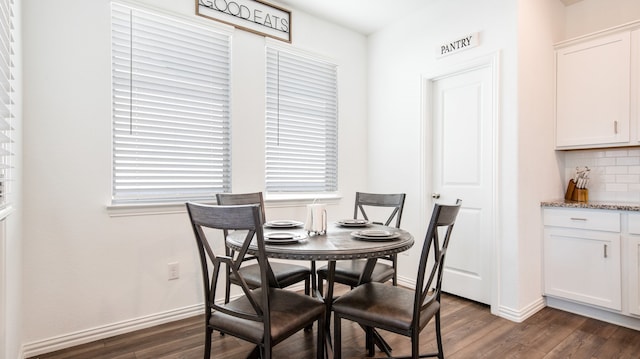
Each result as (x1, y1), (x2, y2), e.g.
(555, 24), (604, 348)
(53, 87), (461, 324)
(263, 231), (307, 245)
(264, 219), (306, 244)
(350, 229), (401, 241)
(264, 219), (304, 229)
(336, 218), (370, 227)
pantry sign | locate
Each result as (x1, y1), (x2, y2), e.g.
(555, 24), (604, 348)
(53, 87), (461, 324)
(197, 0), (291, 42)
(437, 32), (479, 58)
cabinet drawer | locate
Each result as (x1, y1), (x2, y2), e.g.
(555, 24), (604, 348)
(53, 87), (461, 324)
(543, 208), (620, 232)
(629, 213), (640, 234)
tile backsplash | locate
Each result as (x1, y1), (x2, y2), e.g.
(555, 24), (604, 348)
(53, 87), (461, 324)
(564, 148), (640, 202)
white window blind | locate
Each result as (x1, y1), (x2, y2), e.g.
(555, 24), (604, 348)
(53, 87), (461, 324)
(0, 0), (14, 208)
(111, 3), (231, 204)
(266, 47), (338, 193)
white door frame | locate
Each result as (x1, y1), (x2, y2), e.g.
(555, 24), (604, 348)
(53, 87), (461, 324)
(419, 52), (501, 314)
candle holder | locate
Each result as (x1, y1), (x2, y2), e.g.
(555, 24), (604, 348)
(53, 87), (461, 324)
(304, 203), (327, 236)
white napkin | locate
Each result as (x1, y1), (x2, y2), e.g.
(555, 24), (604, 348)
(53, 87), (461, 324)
(304, 203), (326, 233)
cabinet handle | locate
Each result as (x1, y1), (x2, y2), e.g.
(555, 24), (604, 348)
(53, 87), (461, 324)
(604, 244), (608, 258)
(570, 217), (587, 221)
(614, 120), (618, 134)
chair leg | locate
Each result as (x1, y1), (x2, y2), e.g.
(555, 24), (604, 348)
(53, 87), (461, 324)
(333, 314), (341, 359)
(411, 330), (419, 359)
(310, 260), (317, 294)
(435, 310), (444, 359)
(318, 275), (324, 296)
(221, 274), (230, 337)
(304, 275), (313, 331)
(317, 314), (325, 359)
(373, 330), (392, 356)
(204, 326), (213, 359)
(365, 326), (375, 357)
(392, 254), (398, 286)
(224, 273), (231, 304)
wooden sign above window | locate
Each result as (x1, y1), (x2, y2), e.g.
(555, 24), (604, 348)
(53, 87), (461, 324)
(197, 0), (291, 43)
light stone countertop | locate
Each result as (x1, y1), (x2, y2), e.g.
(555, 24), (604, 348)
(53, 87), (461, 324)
(541, 200), (640, 212)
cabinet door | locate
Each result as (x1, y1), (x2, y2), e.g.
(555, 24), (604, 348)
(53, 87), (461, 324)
(556, 31), (630, 148)
(544, 227), (621, 310)
(627, 213), (640, 315)
(629, 236), (640, 315)
(633, 29), (640, 146)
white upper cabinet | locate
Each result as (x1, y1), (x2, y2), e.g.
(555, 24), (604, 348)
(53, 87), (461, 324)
(633, 29), (640, 147)
(555, 31), (631, 149)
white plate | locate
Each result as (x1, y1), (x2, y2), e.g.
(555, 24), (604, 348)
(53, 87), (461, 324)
(351, 230), (401, 241)
(265, 238), (300, 245)
(264, 232), (305, 245)
(337, 219), (370, 227)
(360, 229), (393, 237)
(265, 220), (304, 228)
(265, 232), (296, 240)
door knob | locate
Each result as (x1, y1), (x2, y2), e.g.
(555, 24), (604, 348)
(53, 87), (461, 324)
(432, 193), (441, 199)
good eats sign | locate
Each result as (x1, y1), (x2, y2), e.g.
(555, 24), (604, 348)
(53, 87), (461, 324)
(197, 0), (291, 42)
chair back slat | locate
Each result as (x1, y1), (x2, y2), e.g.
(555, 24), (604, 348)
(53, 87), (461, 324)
(414, 199), (462, 324)
(186, 202), (268, 323)
(354, 192), (406, 228)
(215, 192), (279, 287)
(216, 192), (266, 224)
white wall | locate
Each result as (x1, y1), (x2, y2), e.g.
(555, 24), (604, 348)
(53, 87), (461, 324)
(367, 0), (517, 310)
(564, 0), (640, 39)
(367, 0), (566, 319)
(22, 0), (368, 355)
(515, 0), (565, 312)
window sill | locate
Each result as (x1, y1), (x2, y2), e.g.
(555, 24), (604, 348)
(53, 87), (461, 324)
(106, 201), (214, 217)
(106, 194), (343, 217)
(265, 193), (343, 206)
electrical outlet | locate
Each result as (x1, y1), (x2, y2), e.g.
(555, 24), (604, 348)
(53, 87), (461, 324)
(168, 262), (179, 280)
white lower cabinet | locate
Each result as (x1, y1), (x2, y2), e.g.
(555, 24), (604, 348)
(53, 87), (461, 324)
(627, 213), (640, 316)
(543, 208), (622, 311)
(544, 228), (622, 310)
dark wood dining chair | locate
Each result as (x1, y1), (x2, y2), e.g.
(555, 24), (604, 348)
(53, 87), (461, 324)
(316, 192), (406, 292)
(332, 199), (462, 359)
(186, 202), (325, 359)
(216, 192), (311, 303)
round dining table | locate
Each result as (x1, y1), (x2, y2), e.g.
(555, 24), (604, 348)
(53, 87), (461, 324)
(226, 222), (415, 358)
(225, 222), (414, 292)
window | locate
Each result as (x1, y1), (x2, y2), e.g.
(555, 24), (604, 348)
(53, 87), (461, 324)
(265, 47), (338, 193)
(111, 3), (231, 205)
(0, 0), (14, 209)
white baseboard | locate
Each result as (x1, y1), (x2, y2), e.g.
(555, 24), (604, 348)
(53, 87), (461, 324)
(497, 297), (546, 323)
(546, 296), (640, 331)
(21, 282), (310, 359)
(22, 304), (203, 358)
(397, 275), (416, 289)
(400, 275), (547, 324)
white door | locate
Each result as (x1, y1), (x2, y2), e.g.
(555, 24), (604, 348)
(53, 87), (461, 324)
(427, 59), (496, 305)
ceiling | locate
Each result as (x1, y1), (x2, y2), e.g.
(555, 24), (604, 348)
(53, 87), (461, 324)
(277, 0), (584, 36)
(277, 0), (429, 35)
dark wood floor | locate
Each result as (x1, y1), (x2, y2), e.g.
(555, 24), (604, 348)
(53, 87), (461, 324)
(29, 286), (640, 359)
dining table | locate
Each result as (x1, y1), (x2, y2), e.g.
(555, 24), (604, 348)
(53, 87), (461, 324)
(226, 221), (415, 358)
